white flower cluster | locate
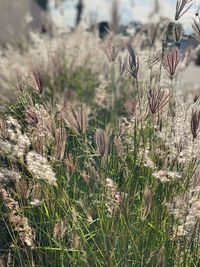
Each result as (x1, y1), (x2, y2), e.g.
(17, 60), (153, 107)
(0, 117), (30, 159)
(0, 168), (21, 185)
(157, 100), (200, 165)
(27, 104), (54, 154)
(168, 169), (200, 239)
(26, 151), (57, 186)
(153, 170), (181, 183)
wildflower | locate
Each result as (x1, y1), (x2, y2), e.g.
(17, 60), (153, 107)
(192, 17), (200, 42)
(191, 110), (200, 139)
(126, 43), (139, 78)
(118, 55), (127, 76)
(65, 105), (88, 135)
(175, 0), (193, 21)
(104, 45), (119, 63)
(147, 89), (170, 114)
(95, 128), (107, 156)
(162, 48), (180, 80)
(26, 151), (57, 186)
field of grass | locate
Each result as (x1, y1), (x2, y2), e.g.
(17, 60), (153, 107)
(0, 2), (200, 266)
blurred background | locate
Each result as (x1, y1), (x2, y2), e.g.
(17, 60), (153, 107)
(0, 0), (199, 42)
(0, 0), (200, 96)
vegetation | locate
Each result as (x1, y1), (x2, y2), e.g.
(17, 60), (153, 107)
(0, 1), (200, 266)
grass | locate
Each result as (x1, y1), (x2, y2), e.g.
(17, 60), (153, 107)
(0, 5), (200, 266)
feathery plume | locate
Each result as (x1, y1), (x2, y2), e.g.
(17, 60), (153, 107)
(104, 45), (119, 63)
(65, 153), (76, 173)
(53, 218), (67, 240)
(126, 43), (139, 78)
(192, 16), (200, 42)
(26, 151), (57, 186)
(32, 69), (44, 94)
(24, 107), (38, 125)
(118, 55), (127, 76)
(173, 22), (183, 42)
(163, 48), (180, 80)
(0, 168), (21, 186)
(191, 169), (200, 190)
(0, 188), (34, 247)
(65, 105), (88, 135)
(191, 110), (200, 139)
(147, 89), (170, 114)
(175, 0), (193, 21)
(95, 128), (107, 156)
(54, 125), (67, 160)
(142, 187), (152, 219)
(114, 136), (124, 157)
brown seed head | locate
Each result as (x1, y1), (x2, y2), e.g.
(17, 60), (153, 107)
(144, 187), (152, 214)
(147, 89), (170, 114)
(191, 109), (200, 139)
(126, 43), (139, 78)
(32, 69), (43, 94)
(194, 92), (200, 103)
(65, 153), (76, 173)
(173, 22), (183, 42)
(175, 0), (193, 21)
(192, 169), (200, 189)
(118, 55), (127, 76)
(104, 45), (119, 63)
(163, 47), (180, 80)
(54, 125), (67, 160)
(95, 128), (107, 156)
(157, 246), (165, 267)
(25, 108), (38, 125)
(192, 16), (200, 42)
(65, 105), (88, 135)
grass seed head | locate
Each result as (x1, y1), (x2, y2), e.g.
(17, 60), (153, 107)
(104, 45), (119, 63)
(191, 110), (200, 139)
(95, 128), (107, 156)
(175, 0), (193, 21)
(162, 47), (180, 80)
